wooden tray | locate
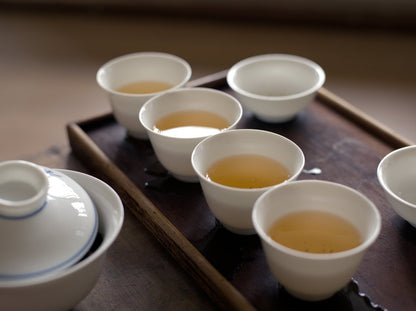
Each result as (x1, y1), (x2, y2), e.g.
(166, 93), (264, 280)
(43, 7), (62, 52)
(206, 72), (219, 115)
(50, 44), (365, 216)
(67, 71), (415, 311)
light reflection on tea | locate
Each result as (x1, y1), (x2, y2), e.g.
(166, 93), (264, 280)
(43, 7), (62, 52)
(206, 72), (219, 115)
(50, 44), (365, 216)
(153, 110), (229, 138)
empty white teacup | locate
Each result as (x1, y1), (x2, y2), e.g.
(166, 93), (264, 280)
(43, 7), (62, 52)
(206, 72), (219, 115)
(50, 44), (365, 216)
(227, 54), (325, 122)
(252, 180), (381, 301)
(191, 129), (305, 234)
(97, 52), (192, 138)
(139, 87), (243, 182)
(377, 145), (416, 227)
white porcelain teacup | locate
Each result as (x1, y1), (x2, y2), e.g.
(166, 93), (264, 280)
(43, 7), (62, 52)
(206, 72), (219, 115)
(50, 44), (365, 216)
(227, 54), (325, 123)
(252, 180), (381, 301)
(191, 129), (304, 234)
(139, 87), (243, 182)
(97, 52), (192, 138)
(377, 145), (416, 227)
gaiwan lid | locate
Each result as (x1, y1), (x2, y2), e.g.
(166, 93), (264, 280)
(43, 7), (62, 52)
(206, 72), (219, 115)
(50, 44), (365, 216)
(0, 160), (98, 281)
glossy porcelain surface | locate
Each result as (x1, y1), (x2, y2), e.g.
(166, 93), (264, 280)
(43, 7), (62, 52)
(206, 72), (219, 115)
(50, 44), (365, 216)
(191, 129), (305, 234)
(97, 51), (192, 138)
(0, 161), (97, 281)
(140, 87), (243, 182)
(0, 169), (124, 311)
(227, 54), (325, 122)
(252, 180), (381, 301)
(377, 145), (416, 227)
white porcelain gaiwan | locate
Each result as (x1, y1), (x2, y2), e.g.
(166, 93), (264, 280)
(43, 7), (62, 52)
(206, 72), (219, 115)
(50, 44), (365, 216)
(0, 160), (98, 280)
(0, 163), (124, 311)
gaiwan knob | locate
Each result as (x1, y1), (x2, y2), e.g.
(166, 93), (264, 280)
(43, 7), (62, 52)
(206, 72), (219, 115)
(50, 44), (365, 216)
(0, 160), (48, 218)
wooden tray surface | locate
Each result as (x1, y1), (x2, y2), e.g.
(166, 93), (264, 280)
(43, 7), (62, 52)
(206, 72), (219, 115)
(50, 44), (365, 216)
(67, 71), (415, 311)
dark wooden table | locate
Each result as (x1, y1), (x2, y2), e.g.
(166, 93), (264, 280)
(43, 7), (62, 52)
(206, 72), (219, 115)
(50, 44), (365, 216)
(36, 71), (416, 311)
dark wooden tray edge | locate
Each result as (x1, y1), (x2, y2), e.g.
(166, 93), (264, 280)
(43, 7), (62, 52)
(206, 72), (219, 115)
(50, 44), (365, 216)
(317, 88), (413, 148)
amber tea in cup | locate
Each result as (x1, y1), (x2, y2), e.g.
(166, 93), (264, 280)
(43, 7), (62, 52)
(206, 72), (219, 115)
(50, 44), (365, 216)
(205, 154), (291, 189)
(268, 210), (362, 254)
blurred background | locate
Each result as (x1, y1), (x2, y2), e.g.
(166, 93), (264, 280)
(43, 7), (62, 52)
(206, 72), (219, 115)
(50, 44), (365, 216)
(1, 0), (415, 161)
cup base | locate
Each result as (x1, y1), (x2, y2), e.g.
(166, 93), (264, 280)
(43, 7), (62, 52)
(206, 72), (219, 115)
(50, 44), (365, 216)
(171, 173), (199, 183)
(127, 130), (148, 140)
(254, 113), (296, 123)
(285, 287), (335, 302)
(222, 224), (256, 235)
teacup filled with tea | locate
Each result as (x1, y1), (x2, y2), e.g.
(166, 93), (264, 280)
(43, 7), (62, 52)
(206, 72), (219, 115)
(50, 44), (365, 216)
(252, 180), (381, 301)
(139, 87), (243, 182)
(96, 52), (192, 138)
(191, 129), (305, 234)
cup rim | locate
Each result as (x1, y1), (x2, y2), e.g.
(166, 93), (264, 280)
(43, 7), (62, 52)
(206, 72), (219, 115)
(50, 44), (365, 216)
(139, 87), (243, 141)
(227, 53), (326, 101)
(377, 145), (416, 208)
(96, 51), (192, 97)
(252, 180), (381, 260)
(191, 129), (305, 193)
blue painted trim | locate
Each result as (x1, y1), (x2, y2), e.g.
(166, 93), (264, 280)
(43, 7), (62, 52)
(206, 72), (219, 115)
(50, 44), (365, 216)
(0, 200), (47, 220)
(0, 203), (98, 280)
